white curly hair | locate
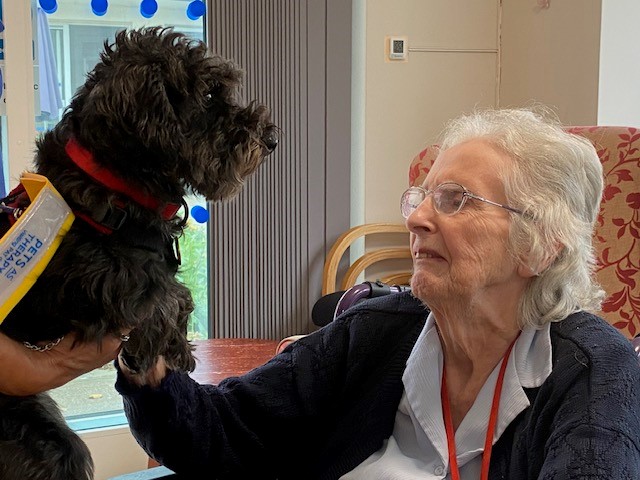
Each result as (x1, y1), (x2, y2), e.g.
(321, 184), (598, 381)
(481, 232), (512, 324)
(438, 107), (605, 328)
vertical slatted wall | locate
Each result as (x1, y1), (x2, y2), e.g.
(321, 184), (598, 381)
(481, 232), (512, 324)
(206, 0), (330, 339)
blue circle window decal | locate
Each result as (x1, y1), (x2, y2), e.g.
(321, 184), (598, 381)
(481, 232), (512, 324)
(39, 0), (202, 20)
(91, 0), (109, 16)
(140, 0), (158, 18)
(39, 0), (58, 14)
(186, 0), (206, 21)
(38, 0), (202, 19)
(190, 205), (209, 224)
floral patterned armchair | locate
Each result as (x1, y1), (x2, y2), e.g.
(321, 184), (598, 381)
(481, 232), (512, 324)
(408, 126), (640, 339)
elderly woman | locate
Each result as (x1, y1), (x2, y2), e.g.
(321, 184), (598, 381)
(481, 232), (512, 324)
(116, 108), (640, 479)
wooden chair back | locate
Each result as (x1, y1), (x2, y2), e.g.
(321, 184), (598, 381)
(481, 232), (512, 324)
(322, 223), (411, 296)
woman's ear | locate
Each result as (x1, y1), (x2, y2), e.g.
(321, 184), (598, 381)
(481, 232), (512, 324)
(518, 243), (564, 278)
(518, 262), (540, 278)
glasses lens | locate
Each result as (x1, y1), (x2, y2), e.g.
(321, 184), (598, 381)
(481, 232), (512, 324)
(434, 184), (465, 215)
(401, 187), (425, 218)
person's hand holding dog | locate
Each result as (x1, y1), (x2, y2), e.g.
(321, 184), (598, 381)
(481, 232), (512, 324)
(0, 331), (126, 396)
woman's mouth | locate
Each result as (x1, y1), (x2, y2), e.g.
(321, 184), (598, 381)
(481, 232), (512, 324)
(414, 250), (441, 260)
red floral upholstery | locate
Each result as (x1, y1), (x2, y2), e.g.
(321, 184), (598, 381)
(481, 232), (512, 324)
(408, 127), (640, 338)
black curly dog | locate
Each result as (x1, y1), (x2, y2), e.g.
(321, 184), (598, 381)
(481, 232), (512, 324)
(0, 27), (277, 480)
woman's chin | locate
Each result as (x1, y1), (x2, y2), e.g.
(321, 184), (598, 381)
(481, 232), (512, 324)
(410, 274), (439, 303)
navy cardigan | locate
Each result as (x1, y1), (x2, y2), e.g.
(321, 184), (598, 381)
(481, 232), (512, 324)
(116, 292), (640, 479)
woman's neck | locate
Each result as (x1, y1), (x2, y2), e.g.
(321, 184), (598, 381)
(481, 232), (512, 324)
(433, 304), (521, 430)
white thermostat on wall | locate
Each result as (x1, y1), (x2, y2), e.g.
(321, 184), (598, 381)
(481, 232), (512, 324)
(389, 36), (407, 60)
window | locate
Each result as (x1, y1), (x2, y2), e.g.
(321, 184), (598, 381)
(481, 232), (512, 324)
(1, 0), (207, 430)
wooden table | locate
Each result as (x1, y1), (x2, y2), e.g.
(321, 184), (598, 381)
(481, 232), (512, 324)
(190, 338), (280, 385)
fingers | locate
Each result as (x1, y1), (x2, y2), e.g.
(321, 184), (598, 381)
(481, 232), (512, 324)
(0, 330), (134, 396)
(64, 332), (123, 366)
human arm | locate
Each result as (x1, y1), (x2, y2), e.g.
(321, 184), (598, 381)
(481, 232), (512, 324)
(115, 292), (426, 478)
(0, 330), (125, 396)
(115, 322), (352, 478)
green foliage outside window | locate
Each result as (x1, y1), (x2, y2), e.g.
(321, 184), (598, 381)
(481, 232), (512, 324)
(176, 218), (209, 340)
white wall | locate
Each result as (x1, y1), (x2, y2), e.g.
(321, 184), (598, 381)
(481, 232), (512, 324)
(362, 0), (499, 225)
(80, 427), (149, 480)
(499, 0), (601, 125)
(361, 0), (604, 230)
(598, 0), (640, 126)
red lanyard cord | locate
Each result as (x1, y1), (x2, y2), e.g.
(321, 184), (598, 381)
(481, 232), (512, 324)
(441, 338), (518, 480)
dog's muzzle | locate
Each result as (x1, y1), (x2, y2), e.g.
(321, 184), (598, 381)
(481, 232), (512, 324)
(262, 126), (279, 154)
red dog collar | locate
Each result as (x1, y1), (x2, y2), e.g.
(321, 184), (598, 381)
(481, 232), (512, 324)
(65, 138), (181, 221)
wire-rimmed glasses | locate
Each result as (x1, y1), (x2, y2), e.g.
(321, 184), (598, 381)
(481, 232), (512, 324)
(400, 182), (523, 218)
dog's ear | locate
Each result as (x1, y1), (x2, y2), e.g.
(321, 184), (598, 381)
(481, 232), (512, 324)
(205, 61), (244, 105)
(78, 62), (183, 155)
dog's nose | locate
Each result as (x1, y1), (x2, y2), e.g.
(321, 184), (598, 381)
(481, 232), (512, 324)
(262, 127), (279, 153)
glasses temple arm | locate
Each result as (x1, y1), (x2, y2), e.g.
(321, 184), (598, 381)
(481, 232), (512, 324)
(466, 193), (523, 215)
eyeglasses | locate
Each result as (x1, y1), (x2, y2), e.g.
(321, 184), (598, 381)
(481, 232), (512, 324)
(400, 182), (523, 218)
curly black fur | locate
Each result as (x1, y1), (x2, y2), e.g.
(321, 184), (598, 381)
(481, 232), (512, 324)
(0, 27), (276, 480)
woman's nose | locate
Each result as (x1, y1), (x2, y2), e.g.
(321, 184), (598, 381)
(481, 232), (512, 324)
(405, 196), (436, 234)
